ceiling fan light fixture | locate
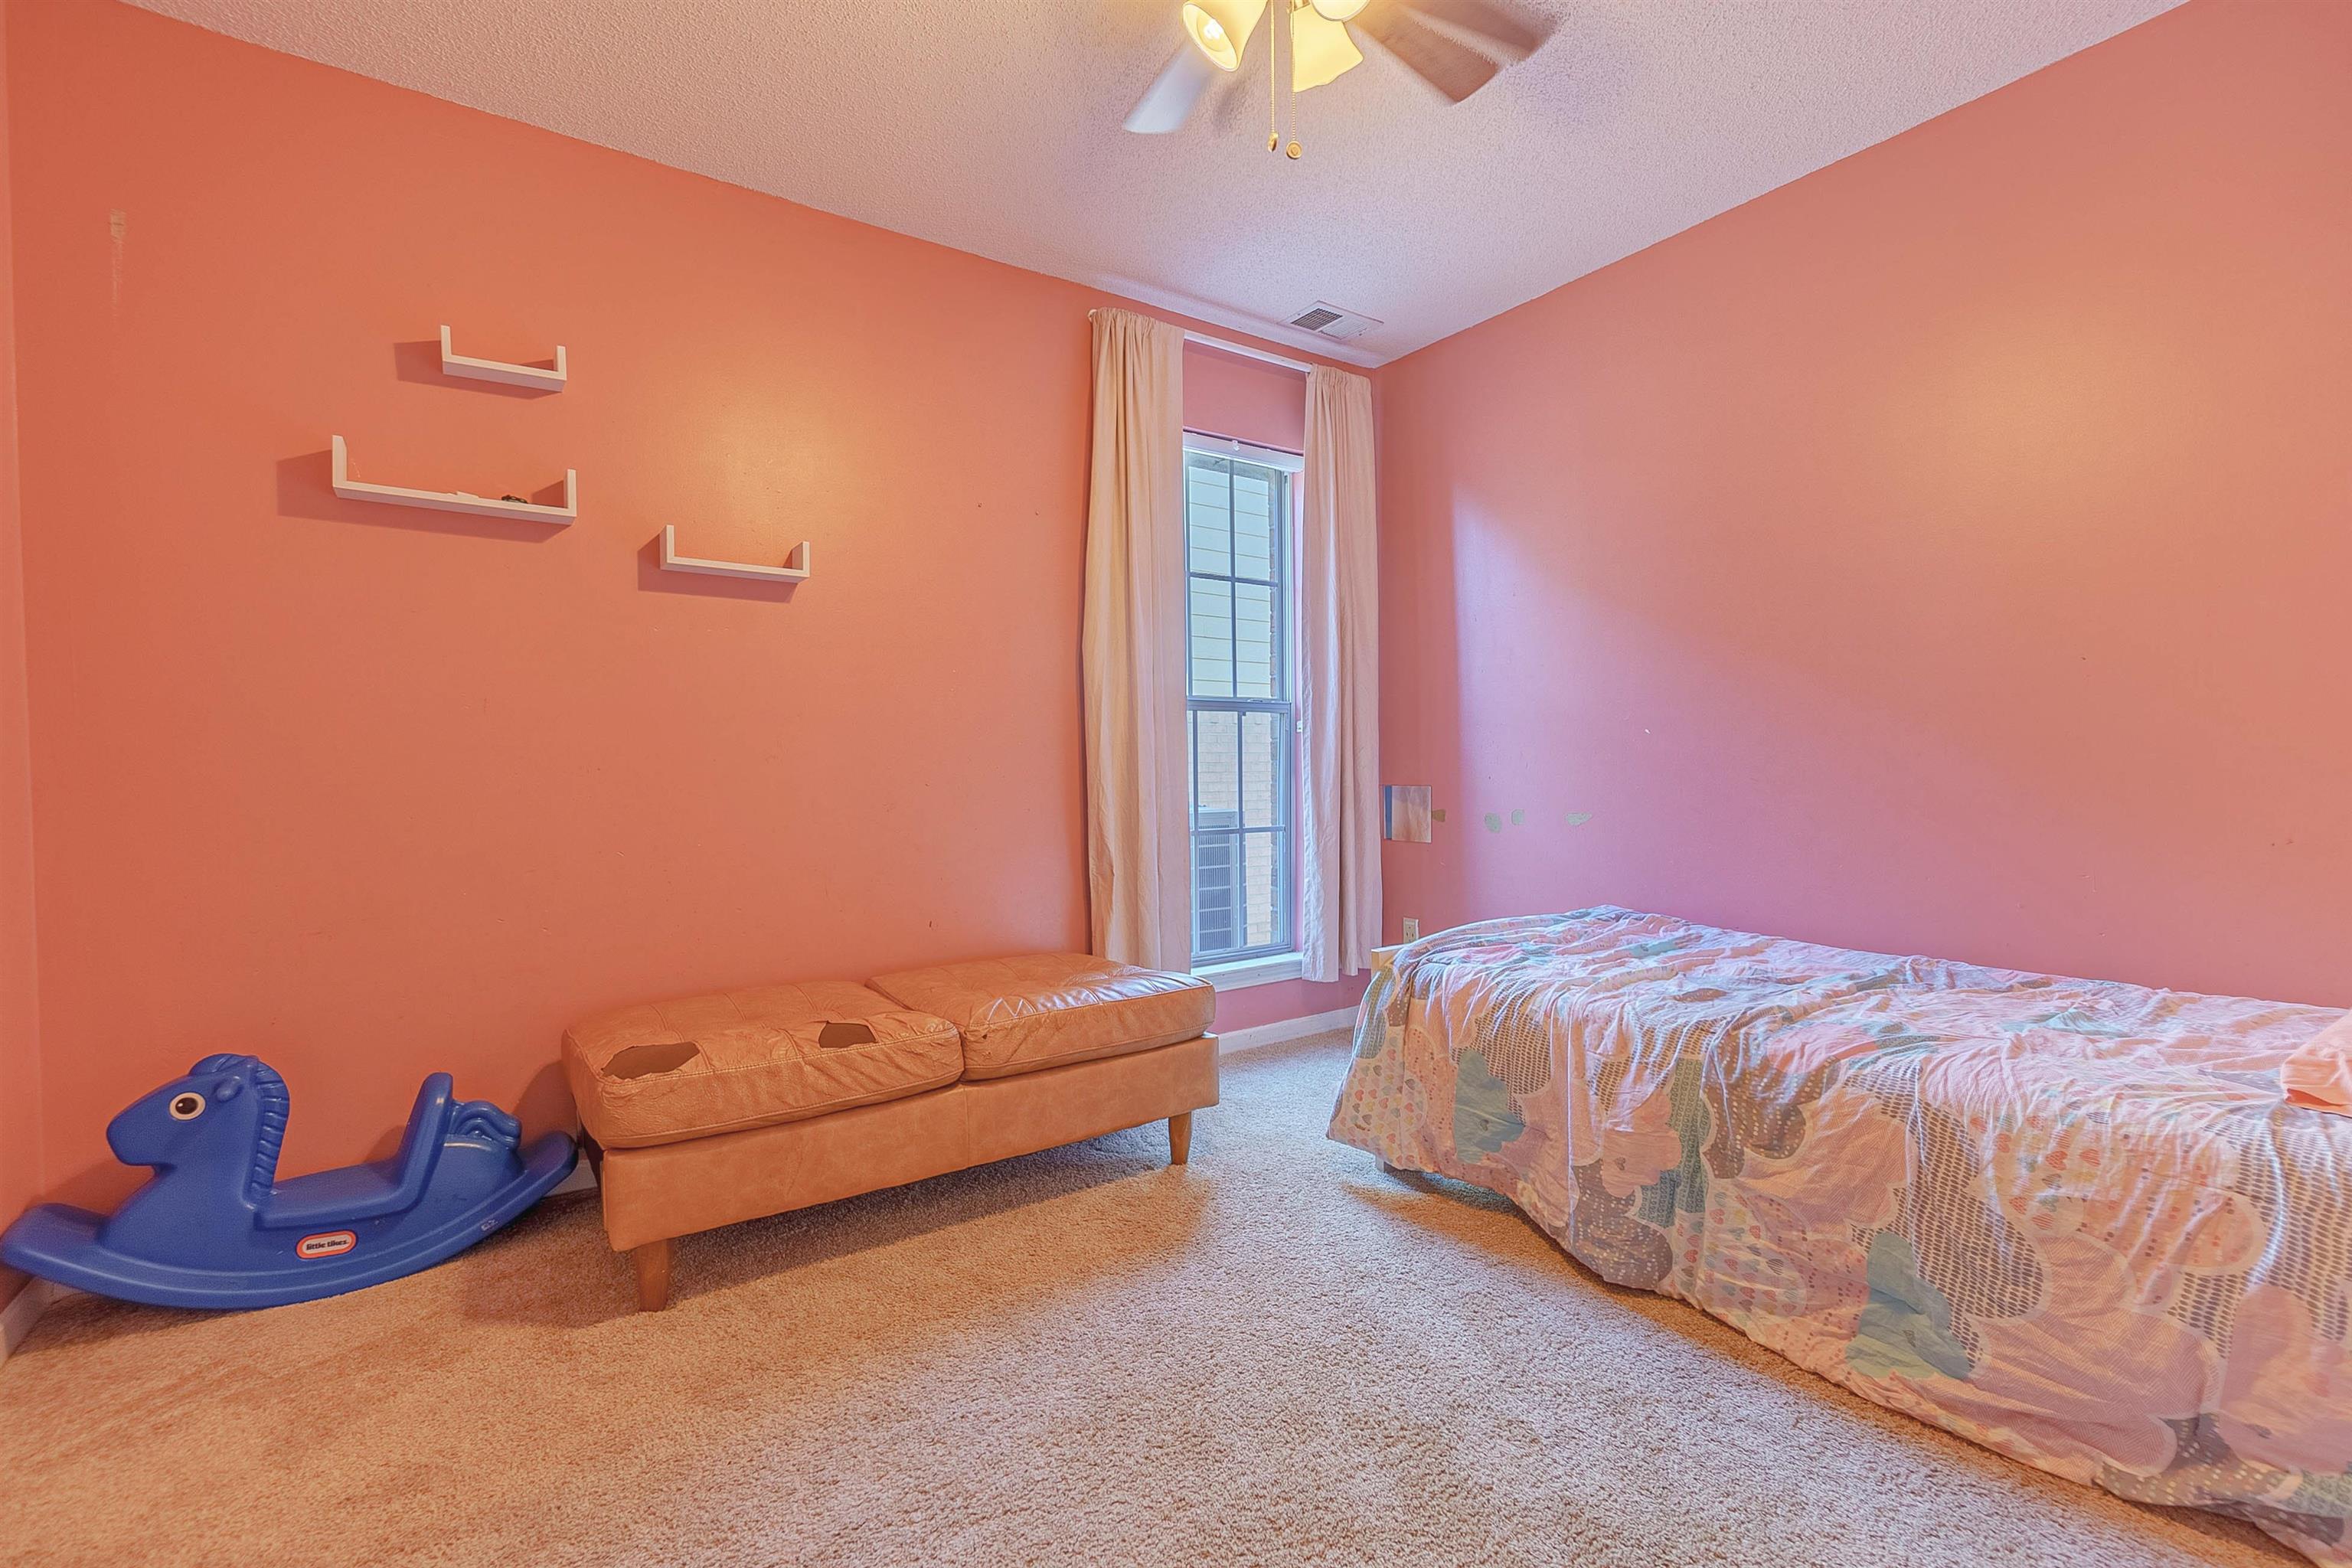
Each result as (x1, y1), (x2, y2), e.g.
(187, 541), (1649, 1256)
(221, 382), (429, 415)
(1308, 0), (1369, 19)
(1291, 4), (1364, 91)
(1180, 0), (1267, 72)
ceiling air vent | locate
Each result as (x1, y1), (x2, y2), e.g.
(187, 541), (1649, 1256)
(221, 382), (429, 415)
(1286, 300), (1382, 341)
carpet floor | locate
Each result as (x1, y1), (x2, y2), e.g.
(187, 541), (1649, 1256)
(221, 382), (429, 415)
(0, 1034), (2299, 1568)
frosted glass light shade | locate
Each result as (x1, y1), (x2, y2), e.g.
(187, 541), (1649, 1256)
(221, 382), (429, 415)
(1310, 0), (1369, 18)
(1292, 5), (1364, 90)
(1181, 0), (1268, 72)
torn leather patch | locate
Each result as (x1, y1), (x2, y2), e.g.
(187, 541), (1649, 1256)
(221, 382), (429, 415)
(605, 1040), (701, 1079)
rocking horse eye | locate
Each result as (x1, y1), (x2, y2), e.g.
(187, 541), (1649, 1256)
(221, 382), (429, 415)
(169, 1093), (206, 1121)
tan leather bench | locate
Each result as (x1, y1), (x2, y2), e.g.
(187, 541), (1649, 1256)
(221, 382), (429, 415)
(564, 955), (1217, 1309)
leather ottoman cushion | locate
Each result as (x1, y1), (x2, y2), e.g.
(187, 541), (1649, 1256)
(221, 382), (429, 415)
(564, 982), (962, 1149)
(867, 954), (1214, 1080)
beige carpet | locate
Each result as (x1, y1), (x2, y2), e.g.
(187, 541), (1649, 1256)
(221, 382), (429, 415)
(0, 1034), (2298, 1568)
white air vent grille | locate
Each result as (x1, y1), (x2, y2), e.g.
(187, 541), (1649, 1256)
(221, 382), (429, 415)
(1286, 300), (1382, 341)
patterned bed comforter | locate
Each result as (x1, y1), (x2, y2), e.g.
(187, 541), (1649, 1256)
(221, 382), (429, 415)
(1328, 907), (2352, 1562)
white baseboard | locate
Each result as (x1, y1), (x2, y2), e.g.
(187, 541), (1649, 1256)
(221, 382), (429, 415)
(1, 1276), (58, 1365)
(1216, 1005), (1359, 1054)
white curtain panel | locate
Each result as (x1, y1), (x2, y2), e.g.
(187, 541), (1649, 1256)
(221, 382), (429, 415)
(1298, 364), (1382, 982)
(1080, 308), (1191, 969)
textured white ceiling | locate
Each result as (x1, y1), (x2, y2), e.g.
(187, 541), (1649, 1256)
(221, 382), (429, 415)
(128, 0), (2181, 364)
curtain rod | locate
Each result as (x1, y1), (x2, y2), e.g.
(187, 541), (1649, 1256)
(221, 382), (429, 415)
(1181, 329), (1316, 376)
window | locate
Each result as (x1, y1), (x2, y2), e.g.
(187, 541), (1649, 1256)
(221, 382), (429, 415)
(1184, 435), (1299, 968)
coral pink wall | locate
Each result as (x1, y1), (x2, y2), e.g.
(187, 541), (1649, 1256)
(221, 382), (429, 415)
(0, 1), (45, 1310)
(1378, 0), (2352, 1005)
(1212, 963), (1368, 1035)
(5, 0), (1351, 1211)
(1181, 341), (1370, 1033)
(1184, 344), (1308, 453)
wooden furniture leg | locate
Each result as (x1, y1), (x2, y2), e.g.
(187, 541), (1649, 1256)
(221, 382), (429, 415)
(1168, 1111), (1193, 1166)
(633, 1237), (674, 1312)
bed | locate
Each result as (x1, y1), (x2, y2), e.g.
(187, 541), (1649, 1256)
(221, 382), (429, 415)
(1328, 906), (2352, 1563)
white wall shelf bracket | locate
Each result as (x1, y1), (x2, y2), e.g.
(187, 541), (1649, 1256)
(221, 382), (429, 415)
(658, 526), (810, 582)
(439, 325), (567, 390)
(330, 435), (577, 524)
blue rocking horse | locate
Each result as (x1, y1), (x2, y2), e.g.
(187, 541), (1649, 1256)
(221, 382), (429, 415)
(1, 1055), (576, 1310)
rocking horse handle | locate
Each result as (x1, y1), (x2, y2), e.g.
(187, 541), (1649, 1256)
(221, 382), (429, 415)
(373, 1073), (457, 1216)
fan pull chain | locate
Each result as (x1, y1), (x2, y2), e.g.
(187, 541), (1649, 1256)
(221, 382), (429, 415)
(1285, 2), (1303, 159)
(1267, 5), (1279, 153)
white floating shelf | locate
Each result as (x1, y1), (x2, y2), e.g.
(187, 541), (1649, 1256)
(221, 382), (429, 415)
(331, 434), (577, 524)
(439, 325), (567, 390)
(658, 526), (810, 582)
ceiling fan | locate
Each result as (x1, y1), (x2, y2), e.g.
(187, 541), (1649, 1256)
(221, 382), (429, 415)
(1125, 0), (1544, 153)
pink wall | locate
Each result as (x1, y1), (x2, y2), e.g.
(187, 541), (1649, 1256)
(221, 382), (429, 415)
(0, 0), (45, 1310)
(1212, 965), (1368, 1034)
(1183, 343), (1308, 453)
(1377, 0), (2352, 1005)
(5, 0), (1352, 1212)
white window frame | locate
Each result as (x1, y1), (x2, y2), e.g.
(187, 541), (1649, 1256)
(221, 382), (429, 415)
(1182, 431), (1305, 991)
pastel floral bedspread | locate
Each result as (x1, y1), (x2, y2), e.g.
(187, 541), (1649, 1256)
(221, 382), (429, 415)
(1328, 907), (2352, 1562)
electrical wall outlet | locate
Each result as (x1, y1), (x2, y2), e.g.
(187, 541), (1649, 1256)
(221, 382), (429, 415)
(1401, 916), (1420, 941)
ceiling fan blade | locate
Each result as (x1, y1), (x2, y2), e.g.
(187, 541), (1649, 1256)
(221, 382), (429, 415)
(1354, 6), (1503, 103)
(1124, 44), (1218, 133)
(1406, 0), (1544, 64)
